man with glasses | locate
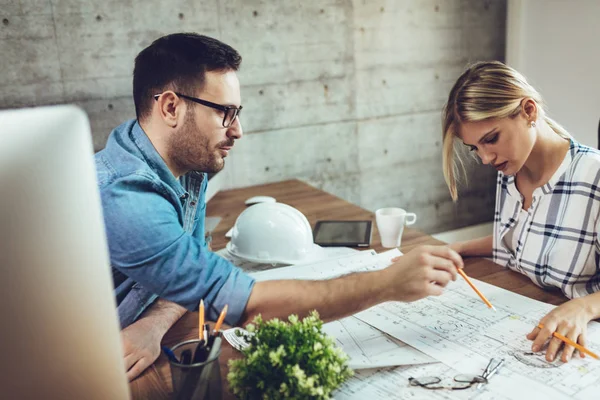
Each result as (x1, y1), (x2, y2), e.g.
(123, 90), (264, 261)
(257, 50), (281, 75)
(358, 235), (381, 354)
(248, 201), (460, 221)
(96, 33), (462, 381)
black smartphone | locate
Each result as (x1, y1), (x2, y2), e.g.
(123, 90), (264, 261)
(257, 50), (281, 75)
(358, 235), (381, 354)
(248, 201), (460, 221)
(313, 220), (372, 247)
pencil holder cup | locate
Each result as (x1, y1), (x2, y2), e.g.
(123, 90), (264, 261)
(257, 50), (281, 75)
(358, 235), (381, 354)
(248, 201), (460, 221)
(168, 339), (222, 400)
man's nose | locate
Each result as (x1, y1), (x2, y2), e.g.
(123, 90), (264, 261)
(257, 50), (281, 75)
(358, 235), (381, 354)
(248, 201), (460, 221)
(227, 117), (243, 139)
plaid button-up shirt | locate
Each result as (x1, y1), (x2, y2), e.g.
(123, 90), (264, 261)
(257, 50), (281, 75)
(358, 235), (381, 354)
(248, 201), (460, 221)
(493, 140), (600, 299)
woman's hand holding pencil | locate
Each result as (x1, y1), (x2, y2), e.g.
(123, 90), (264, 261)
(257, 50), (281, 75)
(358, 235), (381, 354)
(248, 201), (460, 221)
(527, 297), (598, 363)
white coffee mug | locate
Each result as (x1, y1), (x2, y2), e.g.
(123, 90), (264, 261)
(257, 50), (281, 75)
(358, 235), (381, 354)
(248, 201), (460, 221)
(375, 207), (417, 248)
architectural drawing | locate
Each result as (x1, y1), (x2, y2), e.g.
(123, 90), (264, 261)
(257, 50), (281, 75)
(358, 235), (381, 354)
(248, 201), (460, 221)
(219, 247), (599, 398)
(247, 249), (391, 281)
(322, 316), (434, 369)
(216, 246), (360, 273)
(353, 279), (600, 399)
(512, 352), (560, 369)
(336, 362), (513, 400)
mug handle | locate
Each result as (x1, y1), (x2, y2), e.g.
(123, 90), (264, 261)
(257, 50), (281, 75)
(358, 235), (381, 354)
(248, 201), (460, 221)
(405, 213), (417, 226)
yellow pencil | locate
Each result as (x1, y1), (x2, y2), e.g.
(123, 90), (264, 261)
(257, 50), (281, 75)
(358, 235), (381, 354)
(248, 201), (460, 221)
(199, 299), (205, 340)
(457, 268), (496, 311)
(538, 324), (599, 359)
(213, 304), (228, 334)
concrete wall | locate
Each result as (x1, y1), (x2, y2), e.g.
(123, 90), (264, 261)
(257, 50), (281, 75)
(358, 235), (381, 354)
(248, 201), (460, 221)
(0, 0), (505, 234)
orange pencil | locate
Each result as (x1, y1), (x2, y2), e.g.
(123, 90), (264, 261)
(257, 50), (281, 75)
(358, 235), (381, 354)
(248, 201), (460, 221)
(538, 324), (599, 359)
(213, 304), (228, 334)
(199, 299), (205, 340)
(457, 268), (496, 311)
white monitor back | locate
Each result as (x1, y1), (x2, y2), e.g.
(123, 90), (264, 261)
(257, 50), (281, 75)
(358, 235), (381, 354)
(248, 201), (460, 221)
(0, 106), (129, 399)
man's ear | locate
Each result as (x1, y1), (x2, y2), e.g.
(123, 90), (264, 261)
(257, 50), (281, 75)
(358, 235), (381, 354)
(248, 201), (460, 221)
(155, 91), (184, 128)
(521, 97), (538, 123)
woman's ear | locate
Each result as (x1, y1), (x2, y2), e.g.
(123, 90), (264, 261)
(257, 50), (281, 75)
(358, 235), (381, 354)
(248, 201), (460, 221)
(521, 98), (538, 123)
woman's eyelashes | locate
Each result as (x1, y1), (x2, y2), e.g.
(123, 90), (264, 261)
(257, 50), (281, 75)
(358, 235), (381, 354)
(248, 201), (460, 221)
(468, 133), (500, 151)
(486, 133), (499, 144)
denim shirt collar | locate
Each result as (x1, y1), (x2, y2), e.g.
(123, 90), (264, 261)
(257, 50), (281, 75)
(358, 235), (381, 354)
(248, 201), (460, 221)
(130, 121), (187, 199)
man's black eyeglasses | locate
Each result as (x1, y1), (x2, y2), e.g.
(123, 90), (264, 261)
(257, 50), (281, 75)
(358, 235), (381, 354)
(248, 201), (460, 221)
(153, 92), (242, 128)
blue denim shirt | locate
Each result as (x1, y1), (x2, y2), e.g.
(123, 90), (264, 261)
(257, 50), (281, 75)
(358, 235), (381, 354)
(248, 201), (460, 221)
(95, 120), (255, 328)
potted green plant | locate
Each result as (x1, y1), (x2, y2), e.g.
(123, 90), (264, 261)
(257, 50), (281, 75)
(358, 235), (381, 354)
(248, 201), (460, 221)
(227, 311), (353, 399)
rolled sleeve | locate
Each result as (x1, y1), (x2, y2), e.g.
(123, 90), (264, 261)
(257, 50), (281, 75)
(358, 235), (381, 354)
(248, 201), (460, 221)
(205, 260), (255, 325)
(100, 174), (255, 320)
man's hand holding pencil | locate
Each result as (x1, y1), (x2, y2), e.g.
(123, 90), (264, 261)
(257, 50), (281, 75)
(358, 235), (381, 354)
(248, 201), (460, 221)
(388, 245), (463, 302)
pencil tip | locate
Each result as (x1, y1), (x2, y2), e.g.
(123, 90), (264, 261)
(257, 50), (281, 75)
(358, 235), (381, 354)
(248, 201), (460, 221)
(491, 305), (497, 311)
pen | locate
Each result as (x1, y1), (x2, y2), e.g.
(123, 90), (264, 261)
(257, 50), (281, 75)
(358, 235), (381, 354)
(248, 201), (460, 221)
(199, 299), (205, 340)
(538, 324), (599, 359)
(192, 340), (208, 364)
(457, 268), (496, 311)
(161, 346), (179, 363)
(203, 323), (209, 344)
(180, 349), (192, 365)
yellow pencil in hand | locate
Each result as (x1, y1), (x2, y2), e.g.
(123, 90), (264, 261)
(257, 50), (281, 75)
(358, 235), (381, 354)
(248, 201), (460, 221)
(457, 268), (496, 311)
(538, 324), (599, 360)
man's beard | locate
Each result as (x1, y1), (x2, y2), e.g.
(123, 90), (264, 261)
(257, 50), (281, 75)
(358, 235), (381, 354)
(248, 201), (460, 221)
(169, 111), (231, 174)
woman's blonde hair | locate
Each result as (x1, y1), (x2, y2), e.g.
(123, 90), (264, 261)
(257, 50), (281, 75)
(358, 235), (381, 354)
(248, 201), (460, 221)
(442, 61), (570, 201)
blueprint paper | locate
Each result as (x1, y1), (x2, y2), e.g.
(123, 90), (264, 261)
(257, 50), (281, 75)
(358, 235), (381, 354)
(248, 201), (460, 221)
(223, 318), (435, 369)
(224, 248), (434, 370)
(220, 245), (600, 399)
(247, 249), (399, 281)
(322, 316), (435, 369)
(216, 246), (361, 273)
(336, 362), (502, 399)
(352, 278), (600, 399)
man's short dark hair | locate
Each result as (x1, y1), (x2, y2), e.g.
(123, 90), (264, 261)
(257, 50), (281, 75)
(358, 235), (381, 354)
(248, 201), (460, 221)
(133, 33), (242, 121)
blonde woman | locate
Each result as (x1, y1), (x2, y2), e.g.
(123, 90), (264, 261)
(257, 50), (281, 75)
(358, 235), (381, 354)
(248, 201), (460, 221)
(442, 61), (600, 363)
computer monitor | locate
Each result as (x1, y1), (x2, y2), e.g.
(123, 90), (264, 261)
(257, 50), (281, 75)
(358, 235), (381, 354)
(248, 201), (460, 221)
(0, 106), (130, 399)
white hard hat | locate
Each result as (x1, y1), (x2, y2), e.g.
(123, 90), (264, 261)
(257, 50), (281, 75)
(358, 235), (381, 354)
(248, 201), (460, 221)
(226, 202), (323, 265)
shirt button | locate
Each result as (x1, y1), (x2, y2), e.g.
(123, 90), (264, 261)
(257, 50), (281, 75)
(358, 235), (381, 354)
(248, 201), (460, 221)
(180, 193), (189, 200)
(190, 201), (196, 206)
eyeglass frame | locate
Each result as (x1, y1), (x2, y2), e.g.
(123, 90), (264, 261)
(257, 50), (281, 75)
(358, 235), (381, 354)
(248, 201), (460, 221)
(408, 357), (504, 391)
(408, 374), (487, 391)
(153, 92), (242, 128)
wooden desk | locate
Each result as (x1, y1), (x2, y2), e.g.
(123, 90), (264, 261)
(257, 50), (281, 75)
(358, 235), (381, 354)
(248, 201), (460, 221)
(130, 179), (567, 399)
